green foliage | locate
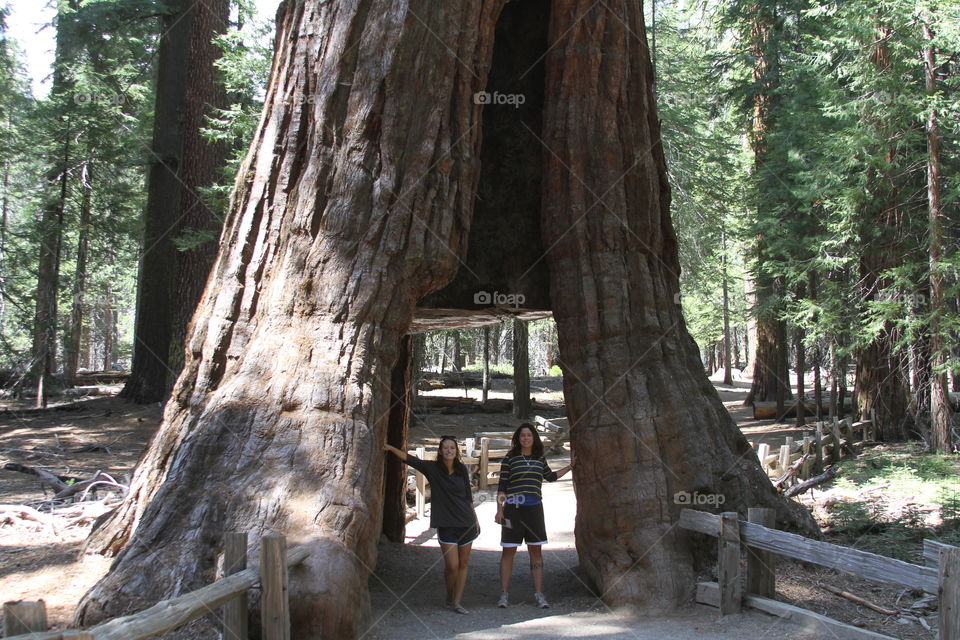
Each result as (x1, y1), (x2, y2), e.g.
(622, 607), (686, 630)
(823, 446), (960, 559)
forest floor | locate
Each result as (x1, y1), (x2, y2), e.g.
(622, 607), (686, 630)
(0, 376), (948, 639)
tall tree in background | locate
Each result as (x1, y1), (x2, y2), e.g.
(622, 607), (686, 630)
(32, 0), (79, 405)
(122, 0), (229, 403)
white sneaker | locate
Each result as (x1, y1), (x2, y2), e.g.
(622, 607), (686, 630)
(534, 592), (550, 608)
(497, 592), (509, 608)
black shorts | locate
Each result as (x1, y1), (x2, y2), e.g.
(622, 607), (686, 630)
(437, 523), (480, 546)
(500, 503), (547, 546)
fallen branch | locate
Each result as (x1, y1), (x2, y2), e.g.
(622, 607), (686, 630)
(821, 583), (898, 616)
(773, 453), (813, 489)
(783, 466), (838, 498)
(3, 462), (71, 492)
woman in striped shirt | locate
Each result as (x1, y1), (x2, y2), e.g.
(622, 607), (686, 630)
(494, 423), (573, 609)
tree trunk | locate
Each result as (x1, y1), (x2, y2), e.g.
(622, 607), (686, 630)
(721, 231), (732, 385)
(794, 326), (805, 427)
(382, 336), (412, 542)
(512, 318), (530, 419)
(120, 0), (192, 404)
(167, 0), (230, 378)
(64, 162), (93, 383)
(541, 0), (815, 609)
(482, 325), (490, 404)
(924, 21), (953, 452)
(123, 0), (229, 403)
(76, 2), (504, 637)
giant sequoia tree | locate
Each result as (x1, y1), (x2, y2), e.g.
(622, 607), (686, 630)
(77, 1), (813, 636)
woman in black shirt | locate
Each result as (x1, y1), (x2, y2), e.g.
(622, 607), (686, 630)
(385, 437), (480, 614)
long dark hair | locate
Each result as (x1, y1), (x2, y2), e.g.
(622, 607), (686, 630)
(507, 423), (544, 458)
(435, 436), (469, 478)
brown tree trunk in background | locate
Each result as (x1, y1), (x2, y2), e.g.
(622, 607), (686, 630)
(64, 162), (93, 382)
(452, 331), (463, 371)
(542, 0), (815, 609)
(794, 326), (805, 427)
(76, 2), (503, 637)
(829, 342), (838, 417)
(33, 1), (81, 406)
(120, 0), (191, 404)
(167, 0), (230, 378)
(721, 231), (732, 385)
(744, 4), (789, 410)
(101, 249), (117, 370)
(512, 318), (530, 419)
(482, 325), (490, 404)
(382, 336), (412, 542)
(122, 0), (229, 403)
(854, 23), (909, 441)
(0, 162), (8, 327)
(924, 21), (953, 452)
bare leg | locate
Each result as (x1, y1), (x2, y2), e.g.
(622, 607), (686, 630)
(529, 544), (544, 593)
(453, 543), (472, 605)
(499, 546), (518, 593)
(441, 543), (459, 604)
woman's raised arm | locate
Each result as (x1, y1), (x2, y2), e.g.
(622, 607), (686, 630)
(383, 443), (407, 461)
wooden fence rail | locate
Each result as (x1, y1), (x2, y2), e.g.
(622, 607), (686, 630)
(679, 508), (959, 640)
(2, 534), (308, 640)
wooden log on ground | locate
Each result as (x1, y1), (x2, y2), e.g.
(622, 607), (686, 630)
(746, 508), (775, 598)
(3, 600), (48, 636)
(696, 582), (897, 640)
(90, 545), (309, 640)
(753, 401), (816, 420)
(2, 463), (69, 493)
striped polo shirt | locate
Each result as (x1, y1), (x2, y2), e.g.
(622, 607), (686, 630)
(497, 454), (558, 506)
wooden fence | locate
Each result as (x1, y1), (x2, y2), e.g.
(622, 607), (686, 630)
(2, 533), (308, 640)
(679, 507), (959, 640)
(751, 412), (876, 490)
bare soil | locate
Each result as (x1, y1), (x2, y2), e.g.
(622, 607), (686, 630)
(0, 378), (940, 638)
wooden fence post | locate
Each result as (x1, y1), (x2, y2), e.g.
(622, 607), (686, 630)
(261, 534), (291, 640)
(831, 418), (842, 463)
(746, 508), (776, 598)
(3, 600), (47, 636)
(756, 443), (770, 475)
(479, 438), (490, 490)
(778, 445), (791, 481)
(415, 446), (426, 518)
(801, 436), (813, 479)
(222, 532), (248, 640)
(814, 422), (823, 474)
(718, 512), (742, 615)
(940, 548), (960, 640)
